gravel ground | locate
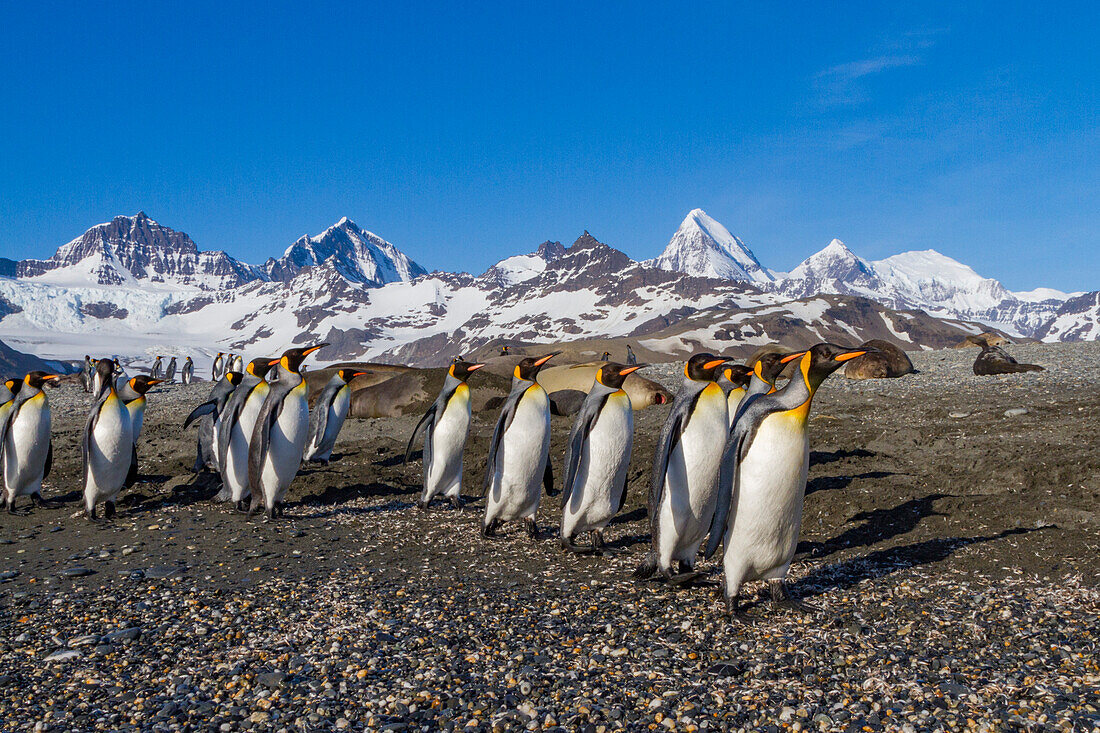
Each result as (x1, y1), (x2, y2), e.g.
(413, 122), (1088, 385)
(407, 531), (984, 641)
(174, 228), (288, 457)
(0, 341), (1097, 732)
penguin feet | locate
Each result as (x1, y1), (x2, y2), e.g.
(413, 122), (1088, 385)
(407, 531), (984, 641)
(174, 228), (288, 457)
(524, 518), (541, 541)
(769, 579), (821, 615)
(592, 530), (625, 556)
(234, 499), (250, 514)
(6, 500), (30, 516)
(724, 594), (754, 625)
(85, 506), (104, 524)
(31, 494), (59, 510)
(104, 501), (116, 521)
(481, 518), (504, 539)
(449, 496), (463, 511)
(560, 535), (596, 555)
(274, 501), (286, 518)
(417, 499), (430, 513)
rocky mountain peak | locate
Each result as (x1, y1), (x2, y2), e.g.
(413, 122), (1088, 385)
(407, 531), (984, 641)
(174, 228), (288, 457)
(654, 208), (774, 284)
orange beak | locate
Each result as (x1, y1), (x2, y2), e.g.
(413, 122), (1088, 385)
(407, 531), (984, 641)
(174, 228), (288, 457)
(467, 363), (486, 372)
(618, 365), (644, 376)
(352, 372), (367, 377)
(703, 358), (726, 370)
(43, 374), (60, 381)
(268, 358), (280, 366)
(533, 352), (559, 367)
(834, 350), (867, 362)
(302, 343), (327, 356)
(779, 351), (807, 364)
(147, 379), (164, 386)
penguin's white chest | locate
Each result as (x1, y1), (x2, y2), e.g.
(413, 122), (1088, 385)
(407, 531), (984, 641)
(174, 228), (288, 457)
(488, 386), (550, 519)
(424, 386), (471, 499)
(658, 384), (728, 560)
(225, 384), (269, 499)
(4, 396), (51, 495)
(562, 392), (633, 534)
(87, 395), (133, 497)
(261, 383), (309, 497)
(724, 410), (810, 580)
(320, 386), (351, 447)
(126, 398), (146, 443)
(726, 388), (746, 429)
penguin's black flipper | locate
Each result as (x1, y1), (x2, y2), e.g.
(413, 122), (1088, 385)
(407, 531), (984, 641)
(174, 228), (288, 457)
(183, 400), (217, 429)
(403, 403), (437, 464)
(43, 440), (53, 481)
(248, 382), (291, 500)
(125, 444), (138, 489)
(543, 461), (557, 497)
(560, 391), (611, 507)
(481, 382), (527, 497)
(81, 389), (110, 498)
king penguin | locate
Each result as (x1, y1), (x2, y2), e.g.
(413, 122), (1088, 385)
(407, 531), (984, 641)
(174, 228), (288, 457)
(404, 359), (484, 510)
(211, 353), (225, 381)
(150, 356), (163, 379)
(717, 363), (752, 429)
(305, 368), (366, 465)
(247, 343), (327, 520)
(80, 355), (94, 393)
(165, 357), (177, 382)
(633, 353), (729, 583)
(181, 356), (194, 385)
(119, 375), (163, 487)
(215, 357), (275, 509)
(184, 371), (244, 473)
(231, 353), (244, 374)
(82, 359), (134, 522)
(0, 371), (60, 514)
(481, 352), (559, 539)
(559, 362), (644, 554)
(705, 343), (870, 618)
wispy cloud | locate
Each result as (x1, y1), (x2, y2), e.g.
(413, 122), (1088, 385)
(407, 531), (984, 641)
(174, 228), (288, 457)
(818, 55), (922, 82)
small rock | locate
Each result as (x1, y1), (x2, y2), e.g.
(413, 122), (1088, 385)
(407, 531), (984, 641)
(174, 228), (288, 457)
(948, 411), (970, 419)
(68, 635), (100, 648)
(104, 627), (142, 643)
(44, 649), (82, 663)
(58, 567), (95, 578)
(144, 565), (185, 579)
(1004, 408), (1029, 417)
(256, 672), (288, 689)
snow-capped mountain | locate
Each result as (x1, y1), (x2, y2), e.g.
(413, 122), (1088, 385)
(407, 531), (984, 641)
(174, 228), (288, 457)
(775, 239), (1073, 338)
(653, 209), (775, 284)
(0, 209), (1092, 372)
(17, 212), (263, 290)
(264, 217), (427, 286)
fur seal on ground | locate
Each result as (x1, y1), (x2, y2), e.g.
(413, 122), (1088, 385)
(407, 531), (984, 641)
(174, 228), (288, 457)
(536, 363), (671, 409)
(973, 344), (1044, 375)
(843, 339), (915, 379)
(955, 332), (1010, 349)
(548, 389), (587, 416)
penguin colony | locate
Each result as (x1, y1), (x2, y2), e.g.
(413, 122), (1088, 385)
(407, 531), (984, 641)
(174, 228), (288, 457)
(8, 341), (882, 617)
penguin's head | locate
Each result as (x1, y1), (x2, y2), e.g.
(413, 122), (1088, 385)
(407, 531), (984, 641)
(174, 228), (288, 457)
(23, 371), (60, 390)
(128, 375), (163, 395)
(596, 362), (644, 390)
(225, 371), (245, 386)
(793, 343), (872, 390)
(514, 352), (559, 381)
(5, 378), (20, 395)
(600, 351), (612, 361)
(684, 353), (727, 382)
(449, 360), (485, 381)
(246, 358), (276, 379)
(336, 368), (368, 383)
(270, 344), (328, 374)
(721, 363), (752, 389)
(755, 351), (803, 385)
(94, 359), (116, 393)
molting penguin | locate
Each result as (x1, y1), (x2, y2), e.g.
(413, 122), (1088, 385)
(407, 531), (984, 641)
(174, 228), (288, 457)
(304, 368), (366, 465)
(215, 358), (276, 509)
(82, 359), (134, 522)
(633, 353), (728, 583)
(211, 353), (225, 381)
(481, 353), (559, 539)
(80, 355), (94, 393)
(184, 371), (244, 472)
(165, 357), (178, 382)
(150, 356), (163, 379)
(0, 372), (60, 514)
(120, 375), (163, 487)
(559, 362), (643, 554)
(717, 363), (752, 429)
(247, 344), (327, 520)
(706, 343), (870, 618)
(404, 359), (484, 510)
(181, 356), (194, 385)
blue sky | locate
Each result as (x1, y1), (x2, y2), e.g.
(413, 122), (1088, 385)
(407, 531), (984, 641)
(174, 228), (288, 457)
(0, 2), (1096, 291)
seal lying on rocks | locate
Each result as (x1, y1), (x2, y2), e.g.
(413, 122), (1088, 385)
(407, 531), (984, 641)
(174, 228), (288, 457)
(844, 339), (914, 379)
(973, 344), (1044, 375)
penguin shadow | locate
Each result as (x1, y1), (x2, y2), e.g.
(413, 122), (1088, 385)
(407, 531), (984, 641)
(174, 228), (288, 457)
(299, 481), (417, 509)
(805, 470), (895, 497)
(809, 448), (874, 467)
(797, 492), (947, 560)
(793, 526), (1043, 599)
(294, 499), (417, 520)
